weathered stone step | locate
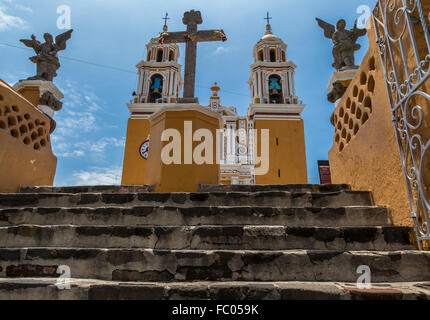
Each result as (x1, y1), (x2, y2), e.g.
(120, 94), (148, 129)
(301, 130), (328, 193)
(0, 206), (390, 227)
(199, 184), (351, 193)
(1, 248), (429, 282)
(0, 225), (413, 251)
(20, 184), (350, 195)
(19, 185), (153, 194)
(0, 278), (429, 300)
(0, 191), (374, 208)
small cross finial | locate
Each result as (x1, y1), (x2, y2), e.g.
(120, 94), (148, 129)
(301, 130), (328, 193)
(264, 11), (272, 34)
(162, 12), (170, 32)
(163, 12), (170, 25)
(265, 12), (272, 24)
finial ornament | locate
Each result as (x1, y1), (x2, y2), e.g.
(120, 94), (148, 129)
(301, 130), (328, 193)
(264, 12), (272, 34)
(211, 82), (220, 97)
(162, 12), (170, 33)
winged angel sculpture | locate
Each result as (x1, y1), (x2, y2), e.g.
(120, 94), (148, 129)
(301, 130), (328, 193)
(20, 30), (73, 81)
(316, 18), (366, 71)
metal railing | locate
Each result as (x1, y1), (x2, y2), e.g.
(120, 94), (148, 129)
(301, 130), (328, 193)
(373, 0), (430, 249)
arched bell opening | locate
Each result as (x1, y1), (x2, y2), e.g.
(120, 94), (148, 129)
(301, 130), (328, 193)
(268, 75), (283, 104)
(156, 49), (164, 62)
(258, 50), (264, 62)
(169, 50), (175, 61)
(148, 74), (163, 103)
(269, 49), (276, 62)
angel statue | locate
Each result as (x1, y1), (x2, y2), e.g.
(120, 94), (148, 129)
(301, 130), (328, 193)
(20, 30), (73, 82)
(316, 18), (366, 71)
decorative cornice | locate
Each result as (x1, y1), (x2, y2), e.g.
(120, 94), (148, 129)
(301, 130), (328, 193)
(13, 80), (64, 100)
(127, 103), (169, 116)
(326, 69), (357, 91)
(250, 61), (297, 70)
(148, 104), (223, 126)
(136, 61), (182, 70)
(248, 103), (306, 118)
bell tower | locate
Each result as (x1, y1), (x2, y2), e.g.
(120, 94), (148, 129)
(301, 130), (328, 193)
(122, 15), (184, 185)
(247, 13), (308, 184)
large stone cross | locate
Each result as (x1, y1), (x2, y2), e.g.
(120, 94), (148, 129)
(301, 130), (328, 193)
(159, 10), (227, 103)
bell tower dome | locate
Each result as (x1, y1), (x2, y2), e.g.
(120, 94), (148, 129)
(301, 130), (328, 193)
(247, 13), (308, 185)
(248, 14), (299, 105)
(134, 17), (183, 104)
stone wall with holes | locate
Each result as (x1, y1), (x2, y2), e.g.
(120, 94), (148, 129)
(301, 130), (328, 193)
(328, 21), (412, 229)
(0, 79), (57, 193)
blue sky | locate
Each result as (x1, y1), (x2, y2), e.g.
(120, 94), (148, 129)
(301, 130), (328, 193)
(0, 0), (376, 185)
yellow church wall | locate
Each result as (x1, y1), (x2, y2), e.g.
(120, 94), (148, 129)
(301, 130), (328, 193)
(145, 107), (221, 192)
(254, 118), (308, 184)
(0, 79), (57, 193)
(121, 118), (151, 185)
(328, 19), (412, 230)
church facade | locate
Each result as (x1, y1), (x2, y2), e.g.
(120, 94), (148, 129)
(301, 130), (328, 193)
(121, 20), (308, 186)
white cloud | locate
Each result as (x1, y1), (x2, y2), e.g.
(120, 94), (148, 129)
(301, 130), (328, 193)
(2, 71), (30, 85)
(14, 4), (32, 14)
(0, 1), (28, 31)
(55, 137), (125, 158)
(53, 80), (104, 137)
(215, 46), (230, 55)
(75, 137), (125, 153)
(72, 166), (122, 186)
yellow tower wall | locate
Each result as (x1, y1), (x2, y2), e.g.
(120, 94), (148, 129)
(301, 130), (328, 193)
(0, 80), (57, 193)
(145, 106), (221, 192)
(254, 118), (308, 184)
(121, 118), (151, 185)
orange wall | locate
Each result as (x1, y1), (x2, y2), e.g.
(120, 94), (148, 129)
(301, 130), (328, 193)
(145, 108), (220, 192)
(121, 118), (151, 185)
(328, 20), (411, 228)
(0, 80), (57, 192)
(16, 87), (40, 107)
(254, 118), (308, 184)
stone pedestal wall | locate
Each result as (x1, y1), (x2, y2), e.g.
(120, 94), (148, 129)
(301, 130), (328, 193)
(145, 105), (221, 192)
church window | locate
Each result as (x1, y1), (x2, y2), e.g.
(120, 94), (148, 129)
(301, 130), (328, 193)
(282, 51), (286, 62)
(270, 49), (276, 62)
(169, 50), (175, 61)
(148, 74), (163, 103)
(156, 49), (164, 62)
(268, 75), (283, 104)
(258, 50), (264, 61)
(147, 51), (151, 61)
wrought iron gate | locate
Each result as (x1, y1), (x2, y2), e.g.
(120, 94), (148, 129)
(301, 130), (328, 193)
(373, 0), (430, 249)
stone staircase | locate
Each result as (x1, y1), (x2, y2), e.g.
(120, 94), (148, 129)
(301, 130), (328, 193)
(0, 184), (429, 300)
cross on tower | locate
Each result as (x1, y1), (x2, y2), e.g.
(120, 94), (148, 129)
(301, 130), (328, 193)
(162, 12), (170, 26)
(159, 10), (227, 103)
(265, 12), (272, 25)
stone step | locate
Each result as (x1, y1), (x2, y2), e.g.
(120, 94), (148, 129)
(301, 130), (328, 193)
(0, 191), (374, 208)
(1, 248), (429, 283)
(19, 185), (153, 194)
(0, 206), (390, 227)
(19, 185), (351, 195)
(0, 278), (429, 300)
(198, 184), (351, 193)
(0, 225), (413, 251)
